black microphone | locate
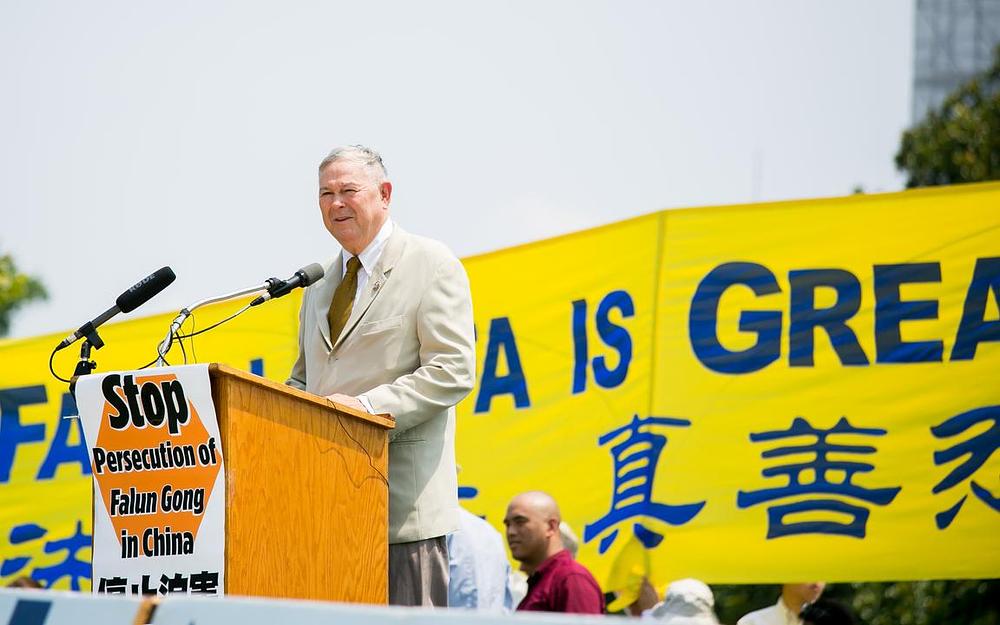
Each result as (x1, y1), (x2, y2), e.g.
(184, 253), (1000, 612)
(56, 267), (177, 350)
(250, 263), (325, 306)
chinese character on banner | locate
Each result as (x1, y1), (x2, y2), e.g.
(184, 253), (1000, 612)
(583, 415), (705, 554)
(1, 523), (47, 580)
(737, 417), (901, 539)
(1, 520), (91, 590)
(930, 405), (1000, 529)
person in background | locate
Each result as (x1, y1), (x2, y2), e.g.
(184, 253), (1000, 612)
(737, 583), (827, 625)
(6, 577), (42, 589)
(800, 599), (858, 625)
(628, 578), (661, 616)
(504, 491), (604, 614)
(447, 506), (515, 611)
(642, 578), (720, 624)
(560, 521), (580, 558)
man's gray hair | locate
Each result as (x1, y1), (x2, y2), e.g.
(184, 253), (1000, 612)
(318, 145), (388, 182)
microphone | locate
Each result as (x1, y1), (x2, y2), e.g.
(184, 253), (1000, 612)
(250, 263), (325, 306)
(57, 267), (176, 350)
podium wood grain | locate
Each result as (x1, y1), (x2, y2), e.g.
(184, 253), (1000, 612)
(208, 364), (393, 603)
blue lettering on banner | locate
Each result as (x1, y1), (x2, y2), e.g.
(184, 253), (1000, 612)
(789, 269), (868, 366)
(0, 385), (48, 483)
(874, 263), (944, 363)
(930, 405), (1000, 529)
(0, 520), (91, 590)
(474, 317), (530, 413)
(737, 417), (901, 539)
(37, 393), (91, 480)
(31, 520), (91, 590)
(571, 300), (588, 394)
(249, 358), (264, 376)
(952, 257), (1000, 360)
(1, 524), (47, 578)
(583, 415), (705, 554)
(689, 262), (782, 374)
(690, 258), (997, 374)
(571, 290), (635, 393)
(593, 290), (634, 389)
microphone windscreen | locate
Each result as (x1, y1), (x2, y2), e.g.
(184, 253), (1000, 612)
(299, 263), (325, 286)
(116, 266), (176, 313)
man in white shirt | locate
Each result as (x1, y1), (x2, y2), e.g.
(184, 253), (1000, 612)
(447, 507), (515, 611)
(737, 583), (827, 625)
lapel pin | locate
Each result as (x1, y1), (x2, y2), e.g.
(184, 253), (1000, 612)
(373, 280), (381, 292)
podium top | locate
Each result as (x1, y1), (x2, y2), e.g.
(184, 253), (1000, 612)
(209, 363), (396, 431)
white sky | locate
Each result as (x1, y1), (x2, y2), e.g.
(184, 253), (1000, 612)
(0, 0), (914, 340)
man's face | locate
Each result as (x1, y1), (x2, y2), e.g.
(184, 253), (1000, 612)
(318, 160), (392, 255)
(503, 498), (554, 567)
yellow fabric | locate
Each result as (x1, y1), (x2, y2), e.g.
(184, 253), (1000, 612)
(2, 182), (998, 591)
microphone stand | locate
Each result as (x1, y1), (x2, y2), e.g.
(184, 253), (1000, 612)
(155, 281), (277, 367)
(69, 324), (105, 397)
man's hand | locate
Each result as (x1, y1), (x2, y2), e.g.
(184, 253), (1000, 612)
(326, 393), (364, 412)
(628, 577), (660, 616)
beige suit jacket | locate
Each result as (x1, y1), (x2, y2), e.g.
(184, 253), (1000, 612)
(286, 225), (475, 543)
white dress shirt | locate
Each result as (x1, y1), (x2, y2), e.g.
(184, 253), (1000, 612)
(737, 598), (801, 625)
(447, 508), (515, 611)
(341, 218), (394, 414)
(340, 218), (394, 301)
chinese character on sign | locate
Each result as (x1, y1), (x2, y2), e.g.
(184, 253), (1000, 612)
(930, 405), (1000, 529)
(97, 576), (128, 594)
(131, 574), (158, 596)
(189, 570), (220, 595)
(158, 572), (189, 594)
(583, 415), (705, 554)
(737, 416), (901, 539)
(1, 520), (91, 590)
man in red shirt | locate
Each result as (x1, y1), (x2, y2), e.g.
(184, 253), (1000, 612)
(503, 491), (604, 614)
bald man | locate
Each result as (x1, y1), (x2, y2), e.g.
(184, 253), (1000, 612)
(503, 492), (604, 614)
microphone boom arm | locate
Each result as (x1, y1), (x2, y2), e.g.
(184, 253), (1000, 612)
(155, 281), (273, 366)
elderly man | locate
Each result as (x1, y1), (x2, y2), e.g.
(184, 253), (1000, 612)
(287, 145), (476, 606)
(503, 491), (604, 614)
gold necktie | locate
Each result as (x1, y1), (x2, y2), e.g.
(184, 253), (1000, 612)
(328, 256), (362, 343)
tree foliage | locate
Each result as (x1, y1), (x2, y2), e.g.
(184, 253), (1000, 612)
(874, 40), (1000, 625)
(713, 580), (999, 625)
(896, 45), (1000, 187)
(0, 252), (47, 337)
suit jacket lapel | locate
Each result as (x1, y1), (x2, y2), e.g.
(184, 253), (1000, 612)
(333, 227), (408, 350)
(314, 251), (345, 351)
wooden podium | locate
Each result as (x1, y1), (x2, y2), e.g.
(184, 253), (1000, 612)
(208, 364), (394, 603)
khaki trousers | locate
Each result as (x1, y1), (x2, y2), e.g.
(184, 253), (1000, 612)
(388, 536), (449, 607)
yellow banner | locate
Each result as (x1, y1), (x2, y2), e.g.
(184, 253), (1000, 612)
(1, 183), (998, 591)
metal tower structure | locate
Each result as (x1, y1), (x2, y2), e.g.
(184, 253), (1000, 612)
(913, 0), (1000, 121)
